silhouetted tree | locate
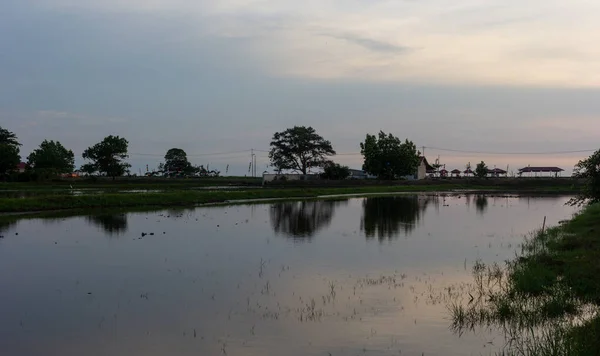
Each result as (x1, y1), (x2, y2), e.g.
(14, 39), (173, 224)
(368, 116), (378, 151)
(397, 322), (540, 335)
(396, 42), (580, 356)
(321, 161), (350, 180)
(82, 135), (130, 179)
(0, 126), (21, 177)
(360, 131), (419, 180)
(570, 149), (600, 206)
(164, 148), (194, 175)
(475, 161), (488, 178)
(269, 126), (335, 174)
(27, 140), (75, 177)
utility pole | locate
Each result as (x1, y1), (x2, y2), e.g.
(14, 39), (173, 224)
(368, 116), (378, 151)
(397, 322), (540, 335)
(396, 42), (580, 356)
(250, 149), (257, 177)
(422, 146), (426, 157)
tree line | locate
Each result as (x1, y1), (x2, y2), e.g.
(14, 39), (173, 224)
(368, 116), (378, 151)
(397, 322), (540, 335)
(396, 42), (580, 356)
(1, 124), (599, 205)
(0, 126), (216, 181)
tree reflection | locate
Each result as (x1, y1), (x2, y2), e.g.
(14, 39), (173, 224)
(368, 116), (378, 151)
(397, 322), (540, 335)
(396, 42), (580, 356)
(86, 214), (128, 235)
(270, 200), (346, 240)
(361, 196), (433, 240)
(475, 195), (488, 215)
(0, 220), (17, 236)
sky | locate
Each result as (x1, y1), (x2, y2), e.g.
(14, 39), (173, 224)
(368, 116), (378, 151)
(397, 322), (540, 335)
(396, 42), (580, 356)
(1, 0), (599, 176)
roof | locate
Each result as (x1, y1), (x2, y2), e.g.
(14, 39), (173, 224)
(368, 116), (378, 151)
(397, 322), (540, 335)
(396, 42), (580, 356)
(451, 169), (462, 173)
(464, 169), (474, 173)
(419, 156), (434, 171)
(488, 168), (507, 174)
(518, 167), (564, 173)
(16, 162), (26, 169)
(348, 169), (366, 175)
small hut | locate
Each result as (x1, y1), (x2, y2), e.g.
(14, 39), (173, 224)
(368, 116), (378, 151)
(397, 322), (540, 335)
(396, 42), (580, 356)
(463, 168), (474, 177)
(518, 167), (564, 177)
(451, 169), (461, 178)
(488, 168), (507, 178)
(439, 168), (449, 178)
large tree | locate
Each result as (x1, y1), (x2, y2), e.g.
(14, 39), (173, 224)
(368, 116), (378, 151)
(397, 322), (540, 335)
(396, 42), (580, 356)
(475, 161), (488, 178)
(82, 135), (130, 179)
(269, 126), (335, 174)
(27, 140), (75, 176)
(570, 149), (600, 206)
(0, 126), (21, 177)
(164, 148), (194, 174)
(360, 131), (419, 180)
(321, 161), (350, 180)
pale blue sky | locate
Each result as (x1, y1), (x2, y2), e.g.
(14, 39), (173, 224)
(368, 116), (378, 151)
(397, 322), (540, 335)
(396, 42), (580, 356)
(1, 0), (599, 175)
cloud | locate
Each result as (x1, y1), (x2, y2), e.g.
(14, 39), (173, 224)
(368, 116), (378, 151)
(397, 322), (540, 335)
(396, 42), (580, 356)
(322, 33), (412, 54)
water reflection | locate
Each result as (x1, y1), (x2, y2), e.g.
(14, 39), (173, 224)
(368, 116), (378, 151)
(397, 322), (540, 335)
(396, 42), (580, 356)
(270, 200), (346, 239)
(361, 196), (434, 240)
(474, 195), (488, 215)
(85, 214), (128, 235)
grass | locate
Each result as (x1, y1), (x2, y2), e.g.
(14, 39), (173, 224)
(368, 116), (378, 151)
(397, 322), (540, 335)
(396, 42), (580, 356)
(0, 184), (579, 213)
(449, 203), (600, 355)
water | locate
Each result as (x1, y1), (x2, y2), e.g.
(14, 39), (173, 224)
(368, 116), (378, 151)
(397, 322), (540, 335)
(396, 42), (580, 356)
(0, 194), (577, 356)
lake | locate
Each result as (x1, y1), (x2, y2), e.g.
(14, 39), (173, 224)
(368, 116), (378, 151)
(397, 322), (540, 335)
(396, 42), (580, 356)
(0, 194), (577, 356)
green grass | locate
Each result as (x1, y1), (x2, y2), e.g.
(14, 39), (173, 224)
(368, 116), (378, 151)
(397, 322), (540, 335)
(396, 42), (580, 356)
(450, 203), (600, 355)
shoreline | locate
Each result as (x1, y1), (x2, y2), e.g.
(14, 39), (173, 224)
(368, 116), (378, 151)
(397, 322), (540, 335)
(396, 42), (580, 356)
(0, 186), (577, 215)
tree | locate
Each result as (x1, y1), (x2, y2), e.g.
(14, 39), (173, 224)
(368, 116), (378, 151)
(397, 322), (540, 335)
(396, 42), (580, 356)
(569, 149), (600, 206)
(269, 126), (335, 175)
(164, 148), (194, 175)
(360, 131), (419, 180)
(82, 135), (130, 179)
(27, 140), (75, 177)
(0, 126), (21, 147)
(321, 161), (350, 180)
(0, 144), (20, 178)
(0, 126), (21, 177)
(475, 161), (488, 178)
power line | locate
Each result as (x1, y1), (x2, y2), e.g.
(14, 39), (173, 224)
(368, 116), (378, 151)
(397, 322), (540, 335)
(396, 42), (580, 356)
(424, 147), (596, 155)
(129, 150), (251, 157)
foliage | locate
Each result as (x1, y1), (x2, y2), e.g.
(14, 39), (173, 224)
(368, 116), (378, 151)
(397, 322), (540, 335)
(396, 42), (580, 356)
(269, 126), (336, 174)
(475, 161), (488, 178)
(450, 203), (600, 355)
(27, 140), (75, 178)
(164, 148), (194, 174)
(0, 144), (21, 178)
(81, 135), (131, 178)
(321, 161), (350, 180)
(0, 126), (21, 177)
(360, 131), (419, 180)
(0, 126), (21, 147)
(569, 149), (600, 206)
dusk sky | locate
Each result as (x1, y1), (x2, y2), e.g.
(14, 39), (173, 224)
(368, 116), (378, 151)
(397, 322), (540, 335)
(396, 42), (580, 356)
(1, 0), (599, 176)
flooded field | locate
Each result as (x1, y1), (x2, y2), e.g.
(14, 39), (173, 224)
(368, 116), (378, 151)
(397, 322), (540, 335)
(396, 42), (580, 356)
(0, 195), (577, 356)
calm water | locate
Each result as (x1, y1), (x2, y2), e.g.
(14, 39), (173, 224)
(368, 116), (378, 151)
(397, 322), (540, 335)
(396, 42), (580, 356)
(0, 195), (577, 356)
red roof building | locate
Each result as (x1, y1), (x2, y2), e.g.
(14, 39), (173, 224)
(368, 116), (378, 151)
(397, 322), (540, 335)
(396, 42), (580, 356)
(16, 162), (26, 173)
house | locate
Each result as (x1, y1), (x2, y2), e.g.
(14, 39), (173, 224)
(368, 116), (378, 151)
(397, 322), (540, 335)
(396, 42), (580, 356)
(451, 169), (461, 177)
(518, 166), (564, 177)
(16, 162), (26, 173)
(487, 168), (507, 177)
(415, 156), (435, 180)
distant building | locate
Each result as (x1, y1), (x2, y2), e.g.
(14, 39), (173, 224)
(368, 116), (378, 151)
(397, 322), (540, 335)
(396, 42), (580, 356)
(518, 167), (564, 177)
(451, 169), (461, 177)
(16, 162), (26, 173)
(415, 156), (435, 180)
(487, 168), (507, 177)
(347, 169), (376, 179)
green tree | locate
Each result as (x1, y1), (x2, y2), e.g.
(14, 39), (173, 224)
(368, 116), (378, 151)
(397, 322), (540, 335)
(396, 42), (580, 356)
(475, 161), (488, 178)
(269, 126), (335, 174)
(321, 161), (350, 180)
(81, 135), (130, 179)
(360, 131), (419, 180)
(27, 140), (75, 177)
(0, 126), (21, 177)
(164, 148), (194, 174)
(570, 149), (600, 206)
